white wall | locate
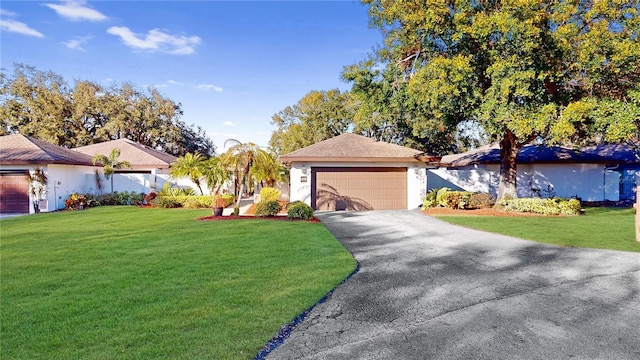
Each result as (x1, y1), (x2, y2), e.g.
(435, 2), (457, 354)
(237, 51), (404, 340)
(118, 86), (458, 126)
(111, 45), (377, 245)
(428, 163), (616, 201)
(47, 164), (99, 211)
(87, 172), (213, 196)
(289, 162), (427, 210)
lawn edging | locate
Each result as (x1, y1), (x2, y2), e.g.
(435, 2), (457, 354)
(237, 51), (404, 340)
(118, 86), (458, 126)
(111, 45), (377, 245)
(254, 263), (361, 359)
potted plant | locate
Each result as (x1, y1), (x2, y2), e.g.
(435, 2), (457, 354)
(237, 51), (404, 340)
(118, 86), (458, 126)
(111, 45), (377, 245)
(213, 195), (226, 216)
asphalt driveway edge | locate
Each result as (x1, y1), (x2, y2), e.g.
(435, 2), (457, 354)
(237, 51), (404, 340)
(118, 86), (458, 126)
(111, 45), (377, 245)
(254, 245), (361, 359)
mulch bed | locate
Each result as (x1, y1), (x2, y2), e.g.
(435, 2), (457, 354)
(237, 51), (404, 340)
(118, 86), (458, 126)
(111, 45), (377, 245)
(197, 215), (321, 223)
(197, 201), (320, 222)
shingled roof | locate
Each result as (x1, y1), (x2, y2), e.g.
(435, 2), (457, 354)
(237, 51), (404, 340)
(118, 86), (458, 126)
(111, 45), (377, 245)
(279, 133), (428, 163)
(0, 134), (96, 166)
(75, 138), (177, 167)
(439, 143), (639, 167)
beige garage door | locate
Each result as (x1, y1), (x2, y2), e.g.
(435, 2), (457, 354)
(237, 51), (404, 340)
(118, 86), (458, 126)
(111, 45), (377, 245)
(312, 167), (407, 211)
(0, 172), (30, 213)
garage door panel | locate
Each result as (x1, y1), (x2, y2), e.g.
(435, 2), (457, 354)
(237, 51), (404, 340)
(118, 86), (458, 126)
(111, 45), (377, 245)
(0, 173), (30, 213)
(313, 167), (407, 211)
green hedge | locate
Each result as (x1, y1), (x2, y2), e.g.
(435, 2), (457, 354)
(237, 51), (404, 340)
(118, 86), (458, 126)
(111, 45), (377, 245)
(422, 188), (489, 210)
(287, 201), (314, 220)
(255, 200), (282, 217)
(499, 197), (582, 215)
(152, 195), (235, 209)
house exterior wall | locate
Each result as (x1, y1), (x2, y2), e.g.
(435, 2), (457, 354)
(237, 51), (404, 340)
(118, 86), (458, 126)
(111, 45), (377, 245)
(87, 172), (207, 196)
(289, 162), (426, 210)
(428, 163), (615, 202)
(0, 164), (98, 213)
(46, 164), (99, 211)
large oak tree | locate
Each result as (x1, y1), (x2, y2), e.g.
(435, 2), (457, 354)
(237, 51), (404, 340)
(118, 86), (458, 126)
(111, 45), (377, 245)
(0, 64), (215, 156)
(357, 0), (640, 200)
(269, 89), (354, 155)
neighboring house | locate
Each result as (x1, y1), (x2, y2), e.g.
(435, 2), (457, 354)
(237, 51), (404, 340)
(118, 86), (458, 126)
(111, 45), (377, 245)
(428, 143), (639, 202)
(74, 139), (180, 194)
(0, 134), (99, 213)
(0, 134), (205, 214)
(280, 133), (436, 210)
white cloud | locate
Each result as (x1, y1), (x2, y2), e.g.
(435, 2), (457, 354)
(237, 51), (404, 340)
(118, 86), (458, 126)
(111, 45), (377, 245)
(44, 0), (107, 22)
(168, 80), (183, 85)
(0, 9), (17, 17)
(196, 84), (223, 92)
(224, 121), (234, 127)
(107, 26), (201, 55)
(63, 35), (92, 51)
(0, 11), (45, 38)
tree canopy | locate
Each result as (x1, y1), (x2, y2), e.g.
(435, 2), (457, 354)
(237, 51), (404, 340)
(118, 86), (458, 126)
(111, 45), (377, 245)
(357, 0), (640, 199)
(269, 89), (354, 155)
(0, 64), (215, 157)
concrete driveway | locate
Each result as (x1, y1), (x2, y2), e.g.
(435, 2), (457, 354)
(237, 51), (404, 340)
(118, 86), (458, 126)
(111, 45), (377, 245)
(266, 210), (640, 359)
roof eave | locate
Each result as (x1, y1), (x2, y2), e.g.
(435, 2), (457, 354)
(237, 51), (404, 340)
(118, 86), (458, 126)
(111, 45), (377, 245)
(280, 156), (424, 163)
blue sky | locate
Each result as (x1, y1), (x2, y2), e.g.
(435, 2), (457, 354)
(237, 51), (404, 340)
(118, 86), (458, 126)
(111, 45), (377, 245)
(1, 0), (381, 150)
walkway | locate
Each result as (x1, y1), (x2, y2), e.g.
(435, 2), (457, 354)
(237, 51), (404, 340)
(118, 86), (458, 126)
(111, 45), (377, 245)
(266, 210), (640, 359)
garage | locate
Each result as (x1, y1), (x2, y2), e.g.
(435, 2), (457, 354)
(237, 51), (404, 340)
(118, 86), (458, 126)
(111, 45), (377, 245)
(0, 172), (30, 213)
(281, 133), (436, 211)
(312, 167), (407, 210)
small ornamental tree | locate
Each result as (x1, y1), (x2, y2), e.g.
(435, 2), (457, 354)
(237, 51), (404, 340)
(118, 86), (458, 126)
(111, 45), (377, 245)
(92, 148), (132, 194)
(27, 167), (48, 213)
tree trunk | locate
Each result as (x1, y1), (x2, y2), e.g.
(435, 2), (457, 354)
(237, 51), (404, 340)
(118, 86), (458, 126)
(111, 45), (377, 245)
(497, 130), (520, 201)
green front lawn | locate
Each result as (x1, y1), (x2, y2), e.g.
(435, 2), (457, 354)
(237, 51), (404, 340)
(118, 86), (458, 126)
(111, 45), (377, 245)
(434, 207), (640, 252)
(1, 207), (357, 359)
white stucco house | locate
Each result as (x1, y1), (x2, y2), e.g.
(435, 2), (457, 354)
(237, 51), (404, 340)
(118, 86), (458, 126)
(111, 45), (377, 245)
(0, 134), (204, 214)
(428, 143), (639, 202)
(0, 134), (100, 213)
(280, 133), (436, 210)
(74, 138), (179, 194)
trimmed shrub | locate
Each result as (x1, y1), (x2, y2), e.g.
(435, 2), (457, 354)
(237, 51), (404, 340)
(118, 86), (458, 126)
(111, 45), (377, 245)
(150, 196), (181, 208)
(287, 202), (314, 220)
(421, 188), (439, 208)
(145, 192), (157, 204)
(150, 195), (234, 208)
(442, 191), (474, 209)
(182, 198), (202, 209)
(499, 197), (582, 215)
(468, 193), (495, 209)
(436, 187), (451, 207)
(255, 200), (282, 217)
(158, 184), (196, 197)
(260, 187), (281, 202)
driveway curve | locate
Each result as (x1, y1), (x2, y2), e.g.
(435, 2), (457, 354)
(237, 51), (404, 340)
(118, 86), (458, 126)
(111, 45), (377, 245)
(266, 210), (640, 360)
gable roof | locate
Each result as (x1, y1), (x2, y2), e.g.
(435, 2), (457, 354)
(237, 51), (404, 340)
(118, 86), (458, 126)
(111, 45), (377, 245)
(279, 133), (429, 163)
(439, 143), (639, 167)
(0, 134), (96, 166)
(74, 138), (178, 167)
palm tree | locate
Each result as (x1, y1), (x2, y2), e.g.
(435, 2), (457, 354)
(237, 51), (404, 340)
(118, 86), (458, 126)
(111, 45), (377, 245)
(221, 139), (271, 207)
(92, 148), (132, 193)
(169, 153), (206, 195)
(202, 156), (231, 196)
(251, 150), (287, 187)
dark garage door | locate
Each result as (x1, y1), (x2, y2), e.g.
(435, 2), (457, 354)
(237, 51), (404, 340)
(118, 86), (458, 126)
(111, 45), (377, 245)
(312, 167), (407, 211)
(0, 172), (30, 213)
